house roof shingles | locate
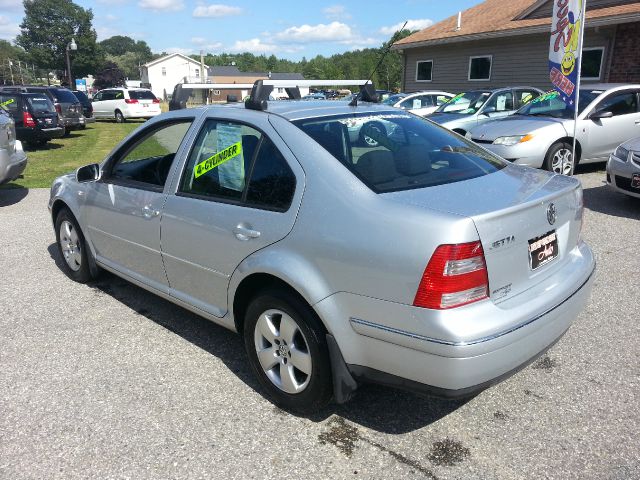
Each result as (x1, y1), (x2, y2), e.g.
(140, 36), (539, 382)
(395, 0), (640, 48)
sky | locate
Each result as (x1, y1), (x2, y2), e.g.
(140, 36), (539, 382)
(0, 0), (481, 60)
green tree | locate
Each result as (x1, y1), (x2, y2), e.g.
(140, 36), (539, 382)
(93, 61), (125, 89)
(16, 0), (103, 79)
(100, 35), (152, 59)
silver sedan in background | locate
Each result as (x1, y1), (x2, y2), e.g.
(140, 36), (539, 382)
(48, 99), (595, 414)
(427, 87), (543, 135)
(607, 136), (640, 198)
(468, 84), (640, 175)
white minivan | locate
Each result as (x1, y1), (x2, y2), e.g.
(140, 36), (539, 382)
(92, 88), (161, 122)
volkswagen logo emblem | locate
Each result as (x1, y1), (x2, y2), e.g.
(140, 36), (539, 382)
(546, 203), (557, 225)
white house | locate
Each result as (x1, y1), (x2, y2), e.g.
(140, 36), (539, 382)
(141, 53), (208, 101)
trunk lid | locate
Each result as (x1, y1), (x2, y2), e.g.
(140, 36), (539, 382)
(383, 165), (583, 304)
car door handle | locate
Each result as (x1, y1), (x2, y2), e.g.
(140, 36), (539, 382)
(142, 205), (160, 218)
(233, 224), (261, 241)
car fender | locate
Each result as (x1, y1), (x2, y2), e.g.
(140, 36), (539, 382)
(227, 246), (335, 330)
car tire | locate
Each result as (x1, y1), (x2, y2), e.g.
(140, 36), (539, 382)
(63, 127), (70, 137)
(243, 288), (333, 414)
(544, 141), (575, 176)
(54, 208), (94, 283)
(115, 110), (125, 123)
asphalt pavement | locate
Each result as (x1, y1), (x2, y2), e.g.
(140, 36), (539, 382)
(0, 164), (638, 480)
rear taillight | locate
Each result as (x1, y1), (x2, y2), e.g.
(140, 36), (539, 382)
(125, 99), (138, 104)
(152, 98), (160, 104)
(55, 104), (62, 114)
(22, 112), (36, 128)
(413, 241), (489, 310)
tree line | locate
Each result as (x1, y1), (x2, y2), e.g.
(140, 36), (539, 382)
(1, 0), (413, 91)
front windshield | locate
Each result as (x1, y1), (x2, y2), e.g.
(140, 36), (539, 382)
(293, 111), (505, 193)
(516, 89), (601, 119)
(434, 91), (491, 114)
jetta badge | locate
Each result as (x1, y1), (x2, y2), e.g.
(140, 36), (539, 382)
(546, 203), (557, 225)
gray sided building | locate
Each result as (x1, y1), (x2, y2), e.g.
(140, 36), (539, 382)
(394, 0), (640, 93)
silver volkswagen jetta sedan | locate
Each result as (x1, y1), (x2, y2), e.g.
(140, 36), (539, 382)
(49, 98), (595, 413)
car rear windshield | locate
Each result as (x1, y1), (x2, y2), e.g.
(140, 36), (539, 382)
(129, 90), (156, 100)
(27, 96), (55, 113)
(293, 111), (505, 193)
(51, 88), (80, 103)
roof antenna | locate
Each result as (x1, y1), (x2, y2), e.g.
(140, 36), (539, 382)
(350, 20), (408, 107)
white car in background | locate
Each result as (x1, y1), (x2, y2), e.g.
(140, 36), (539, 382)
(384, 91), (455, 116)
(92, 88), (161, 123)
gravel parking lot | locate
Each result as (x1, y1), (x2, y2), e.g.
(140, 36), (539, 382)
(0, 165), (638, 480)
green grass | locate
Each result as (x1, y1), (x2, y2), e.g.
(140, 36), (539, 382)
(2, 121), (144, 189)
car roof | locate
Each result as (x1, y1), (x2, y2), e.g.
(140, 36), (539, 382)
(226, 100), (400, 121)
(580, 83), (640, 91)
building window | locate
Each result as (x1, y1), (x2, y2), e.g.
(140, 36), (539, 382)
(161, 67), (166, 77)
(468, 55), (492, 81)
(581, 47), (604, 80)
(415, 60), (433, 82)
(195, 68), (200, 78)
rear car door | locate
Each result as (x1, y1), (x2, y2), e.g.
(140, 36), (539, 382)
(160, 115), (304, 317)
(83, 118), (195, 291)
(582, 89), (640, 161)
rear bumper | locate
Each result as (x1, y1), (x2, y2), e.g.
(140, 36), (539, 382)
(0, 141), (27, 185)
(124, 107), (161, 119)
(83, 115), (96, 124)
(60, 116), (83, 128)
(17, 126), (64, 142)
(315, 241), (595, 395)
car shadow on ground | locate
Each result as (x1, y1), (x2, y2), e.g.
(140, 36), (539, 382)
(23, 142), (63, 151)
(0, 186), (28, 206)
(582, 181), (640, 221)
(47, 243), (466, 433)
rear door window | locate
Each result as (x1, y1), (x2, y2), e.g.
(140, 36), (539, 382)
(180, 119), (296, 211)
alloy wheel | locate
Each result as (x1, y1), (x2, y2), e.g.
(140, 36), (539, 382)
(253, 308), (312, 394)
(59, 220), (82, 272)
(551, 148), (574, 175)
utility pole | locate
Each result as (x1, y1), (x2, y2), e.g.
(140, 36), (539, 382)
(8, 60), (14, 85)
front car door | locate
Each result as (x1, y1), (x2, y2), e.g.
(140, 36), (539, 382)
(581, 89), (640, 161)
(83, 118), (195, 292)
(478, 90), (515, 124)
(160, 112), (304, 317)
(91, 91), (106, 117)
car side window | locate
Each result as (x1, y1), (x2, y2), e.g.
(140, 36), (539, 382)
(483, 91), (514, 113)
(246, 137), (296, 210)
(180, 119), (295, 211)
(114, 90), (124, 100)
(93, 92), (103, 101)
(108, 120), (193, 189)
(596, 92), (638, 116)
(433, 95), (450, 106)
(516, 89), (539, 108)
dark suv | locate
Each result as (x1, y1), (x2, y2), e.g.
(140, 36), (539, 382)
(72, 90), (95, 126)
(0, 92), (64, 146)
(0, 85), (84, 135)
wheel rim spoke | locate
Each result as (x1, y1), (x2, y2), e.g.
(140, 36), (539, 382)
(279, 363), (297, 393)
(256, 313), (277, 344)
(257, 347), (279, 371)
(59, 220), (82, 272)
(289, 346), (312, 375)
(279, 313), (298, 345)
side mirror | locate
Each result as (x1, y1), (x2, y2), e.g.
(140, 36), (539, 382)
(76, 163), (100, 183)
(590, 110), (613, 120)
(482, 106), (496, 115)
